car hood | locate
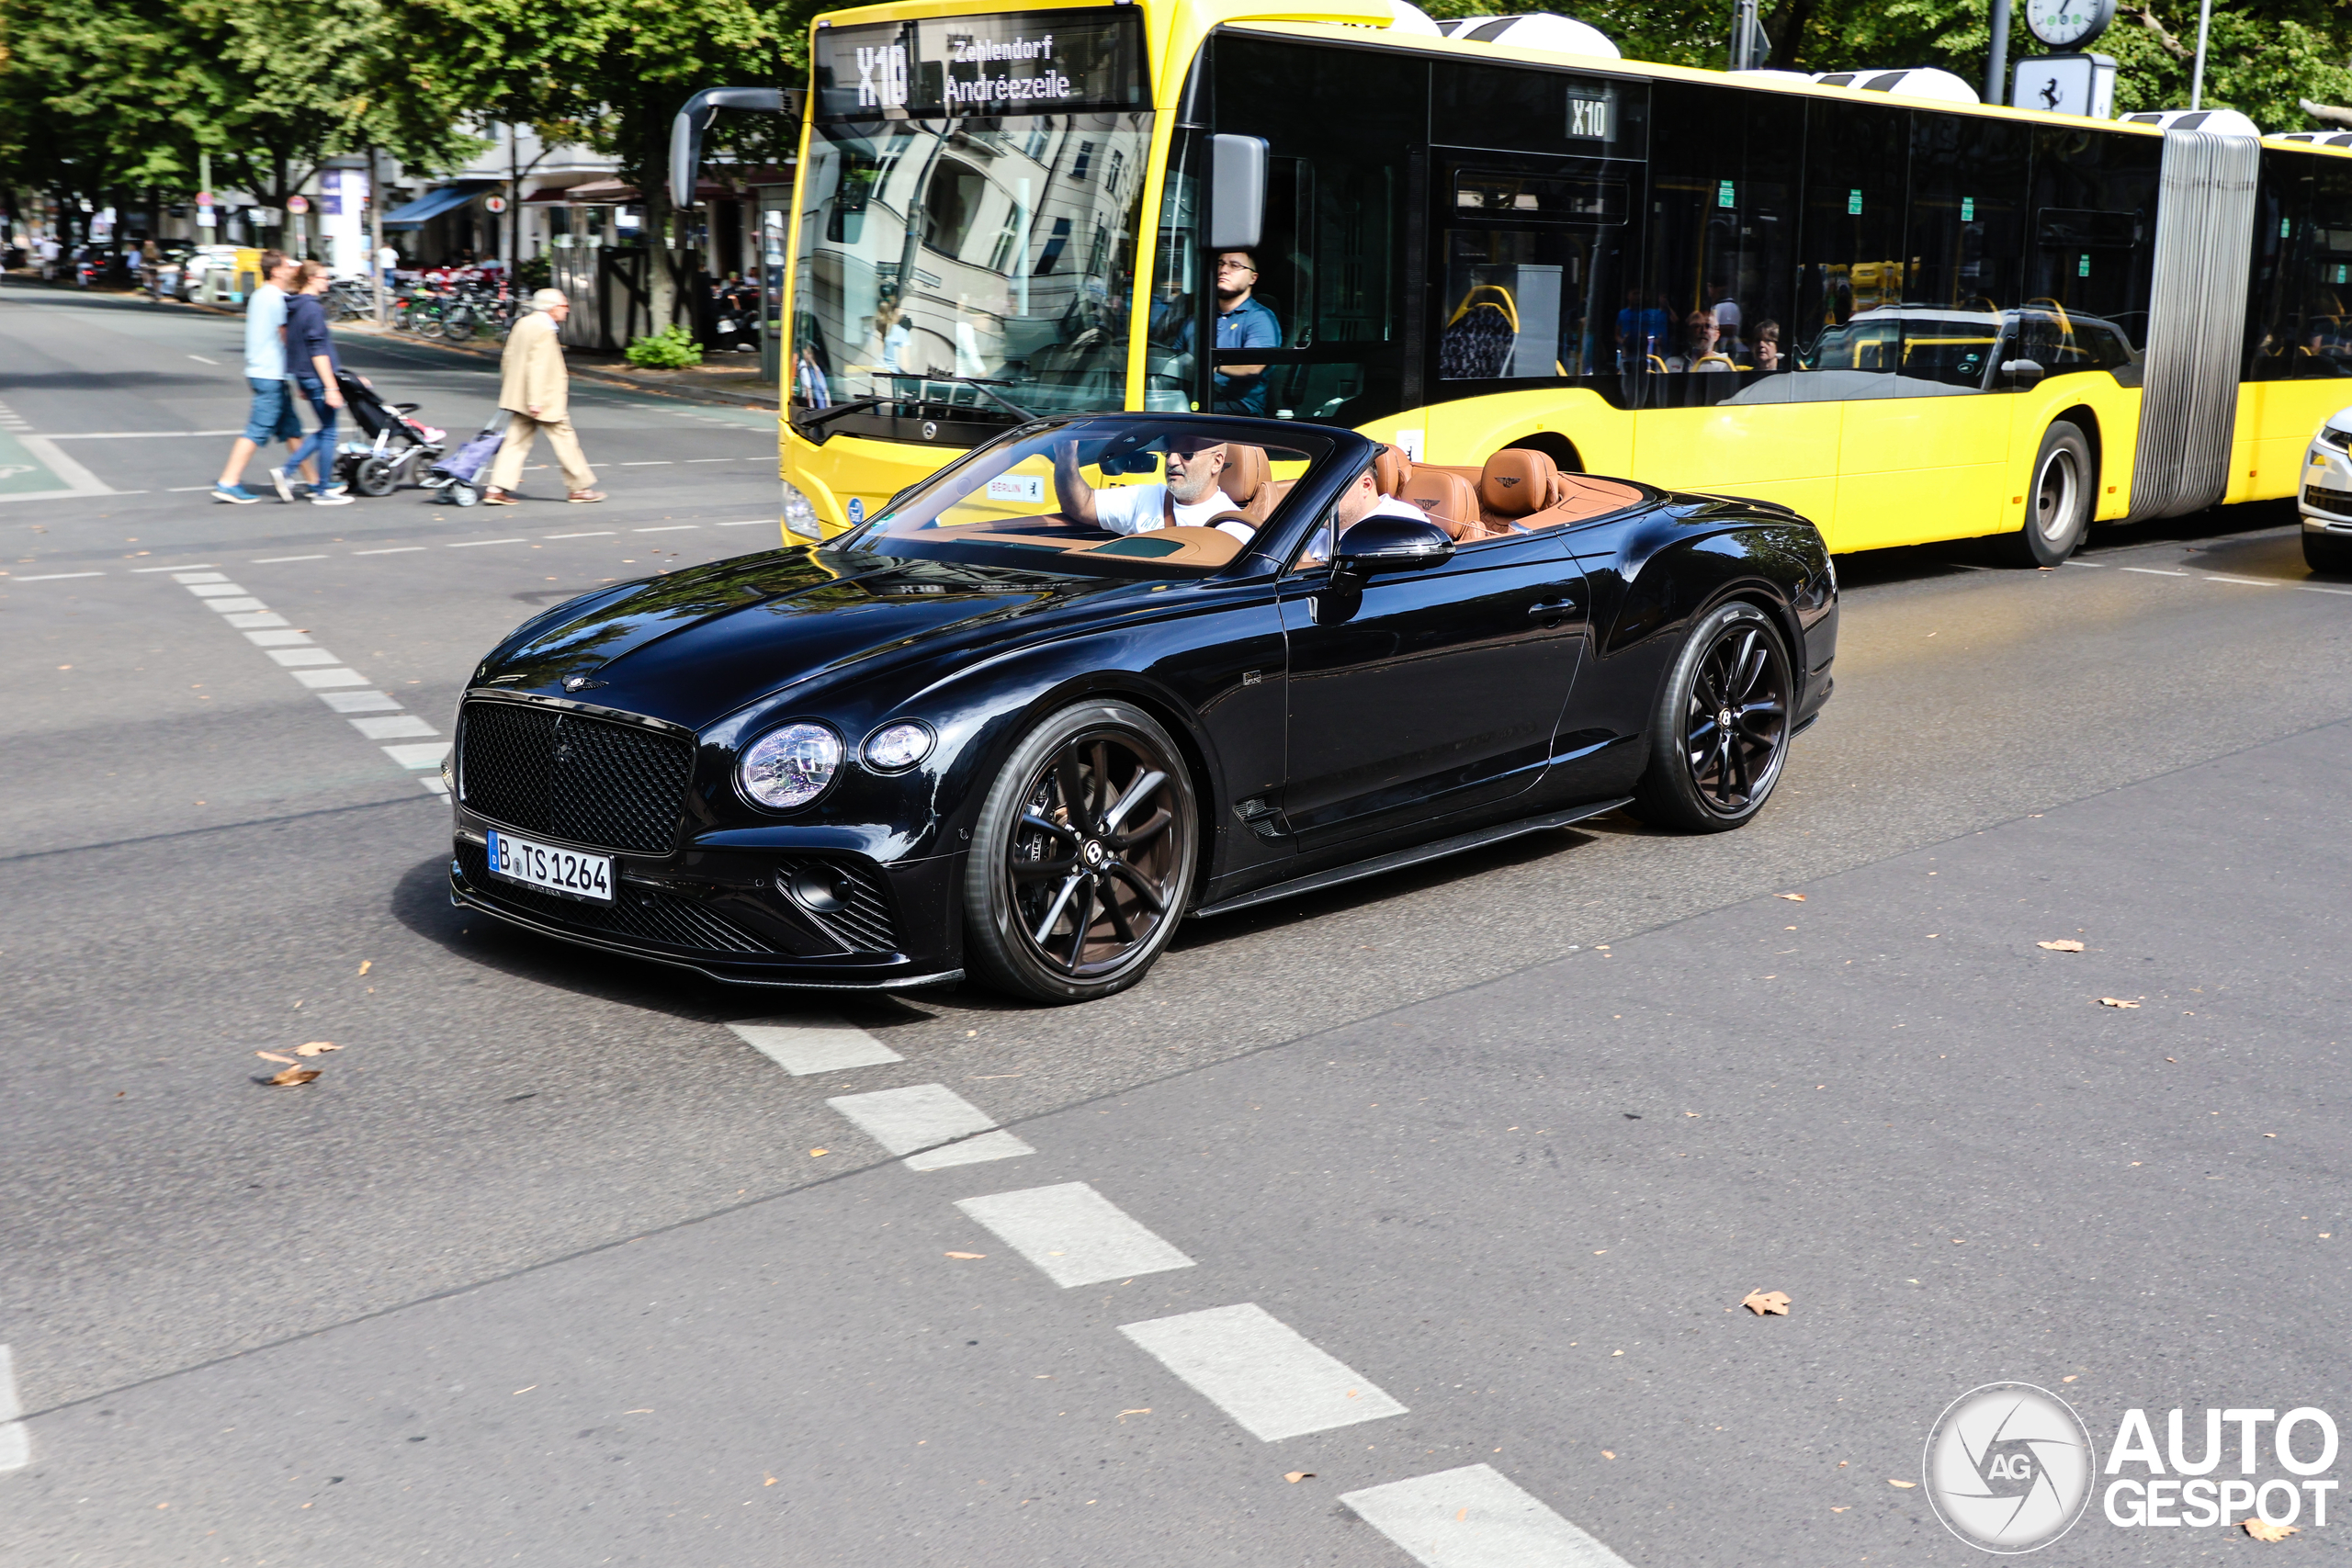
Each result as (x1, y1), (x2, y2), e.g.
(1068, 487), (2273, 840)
(473, 547), (1105, 732)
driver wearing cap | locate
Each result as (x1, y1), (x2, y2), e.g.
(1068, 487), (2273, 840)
(1052, 436), (1257, 544)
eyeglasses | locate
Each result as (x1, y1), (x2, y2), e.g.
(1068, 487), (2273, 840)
(1216, 261), (1255, 275)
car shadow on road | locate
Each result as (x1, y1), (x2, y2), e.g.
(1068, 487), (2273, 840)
(1827, 497), (2307, 592)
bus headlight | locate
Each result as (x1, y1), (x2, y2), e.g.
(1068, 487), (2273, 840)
(782, 479), (820, 540)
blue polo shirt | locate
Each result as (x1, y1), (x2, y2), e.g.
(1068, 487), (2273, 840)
(1181, 296), (1283, 414)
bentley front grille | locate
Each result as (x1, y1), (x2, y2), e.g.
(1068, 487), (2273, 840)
(457, 700), (693, 854)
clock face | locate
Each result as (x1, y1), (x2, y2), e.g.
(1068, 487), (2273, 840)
(2024, 0), (2113, 48)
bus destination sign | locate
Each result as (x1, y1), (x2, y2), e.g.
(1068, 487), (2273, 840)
(815, 7), (1147, 121)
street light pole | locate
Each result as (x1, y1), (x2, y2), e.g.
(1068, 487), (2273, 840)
(2188, 0), (2213, 109)
(1984, 0), (2013, 106)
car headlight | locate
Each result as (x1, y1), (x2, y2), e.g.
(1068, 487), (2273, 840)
(738, 723), (842, 809)
(862, 720), (934, 773)
(781, 479), (821, 540)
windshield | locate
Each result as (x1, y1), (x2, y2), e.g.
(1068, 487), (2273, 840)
(824, 417), (1340, 579)
(793, 9), (1152, 445)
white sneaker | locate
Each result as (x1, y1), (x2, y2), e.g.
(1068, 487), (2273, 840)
(310, 491), (355, 506)
(267, 467), (295, 502)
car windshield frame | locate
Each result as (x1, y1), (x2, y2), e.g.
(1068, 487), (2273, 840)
(820, 415), (1351, 581)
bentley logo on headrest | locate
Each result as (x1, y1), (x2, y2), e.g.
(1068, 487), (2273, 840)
(1410, 498), (1436, 511)
(1496, 475), (1521, 488)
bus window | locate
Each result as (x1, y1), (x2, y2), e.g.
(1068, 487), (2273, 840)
(1439, 164), (1631, 388)
(2029, 128), (2158, 349)
(1640, 81), (1799, 406)
(1792, 97), (1908, 401)
(1209, 35), (1420, 424)
(2252, 152), (2352, 381)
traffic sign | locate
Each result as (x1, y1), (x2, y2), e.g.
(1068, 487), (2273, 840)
(287, 195), (311, 215)
(196, 190), (214, 208)
(485, 195), (509, 214)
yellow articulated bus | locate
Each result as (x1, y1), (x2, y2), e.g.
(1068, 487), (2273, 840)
(678, 0), (2352, 564)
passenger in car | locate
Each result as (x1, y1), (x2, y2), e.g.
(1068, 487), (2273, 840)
(1299, 447), (1441, 564)
(1052, 436), (1261, 543)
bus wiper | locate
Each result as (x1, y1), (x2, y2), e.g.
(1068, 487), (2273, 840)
(881, 372), (1040, 423)
(794, 396), (888, 433)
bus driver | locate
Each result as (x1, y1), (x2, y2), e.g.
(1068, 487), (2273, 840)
(1052, 436), (1259, 543)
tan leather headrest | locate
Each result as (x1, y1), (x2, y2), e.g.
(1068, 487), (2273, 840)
(1218, 444), (1271, 507)
(1478, 448), (1557, 517)
(1373, 446), (1412, 497)
(1399, 467), (1478, 527)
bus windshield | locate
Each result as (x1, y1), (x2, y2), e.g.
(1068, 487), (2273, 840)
(792, 8), (1151, 444)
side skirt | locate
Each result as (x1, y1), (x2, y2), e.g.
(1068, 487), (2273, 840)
(1189, 796), (1634, 919)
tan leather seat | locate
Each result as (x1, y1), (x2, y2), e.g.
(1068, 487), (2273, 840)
(1477, 448), (1557, 528)
(1217, 444), (1276, 524)
(1397, 466), (1481, 536)
(1373, 444), (1413, 498)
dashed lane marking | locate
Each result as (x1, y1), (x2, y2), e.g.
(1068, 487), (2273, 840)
(353, 546), (425, 556)
(619, 460), (674, 466)
(0, 1343), (26, 1472)
(634, 525), (700, 533)
(187, 354), (220, 366)
(131, 563), (218, 571)
(1341, 1465), (1634, 1568)
(828, 1085), (1034, 1170)
(956, 1182), (1194, 1288)
(729, 1018), (903, 1075)
(718, 519), (775, 527)
(1117, 1303), (1405, 1441)
(543, 530), (615, 539)
(446, 537), (526, 547)
(8, 571), (101, 581)
(46, 429), (241, 440)
(253, 555), (328, 563)
(2121, 566), (2189, 577)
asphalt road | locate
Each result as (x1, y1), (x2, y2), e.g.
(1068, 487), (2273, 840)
(4, 282), (2349, 1565)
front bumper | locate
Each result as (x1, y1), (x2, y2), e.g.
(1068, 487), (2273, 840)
(2302, 438), (2352, 529)
(447, 825), (965, 989)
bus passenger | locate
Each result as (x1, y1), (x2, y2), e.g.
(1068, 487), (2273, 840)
(1752, 320), (1783, 372)
(1673, 310), (1732, 372)
(1177, 251), (1281, 413)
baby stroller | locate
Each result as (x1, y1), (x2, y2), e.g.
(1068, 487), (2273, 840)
(424, 419), (504, 507)
(331, 371), (448, 497)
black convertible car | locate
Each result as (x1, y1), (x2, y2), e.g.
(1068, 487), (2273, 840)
(447, 413), (1836, 1002)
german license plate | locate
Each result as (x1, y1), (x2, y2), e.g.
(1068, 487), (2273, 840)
(485, 829), (613, 904)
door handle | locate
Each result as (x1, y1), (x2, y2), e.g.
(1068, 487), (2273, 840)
(1526, 599), (1579, 626)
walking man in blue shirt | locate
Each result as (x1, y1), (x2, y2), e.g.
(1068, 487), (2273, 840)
(1180, 250), (1282, 414)
(210, 250), (301, 503)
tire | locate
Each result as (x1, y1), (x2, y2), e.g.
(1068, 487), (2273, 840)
(961, 700), (1199, 1004)
(451, 481), (480, 508)
(2000, 421), (2093, 567)
(443, 309), (475, 344)
(1626, 599), (1794, 833)
(355, 454), (399, 497)
(2305, 530), (2352, 574)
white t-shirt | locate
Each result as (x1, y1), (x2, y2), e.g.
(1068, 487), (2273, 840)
(1093, 483), (1255, 543)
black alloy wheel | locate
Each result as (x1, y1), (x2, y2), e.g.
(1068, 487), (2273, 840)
(964, 700), (1197, 1003)
(2002, 421), (2093, 567)
(1629, 600), (1793, 833)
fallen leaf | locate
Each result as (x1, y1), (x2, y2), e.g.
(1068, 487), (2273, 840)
(763, 1476), (778, 1486)
(255, 1051), (297, 1064)
(1741, 1290), (1792, 1315)
(1117, 1409), (1151, 1422)
(2244, 1518), (2299, 1541)
(1831, 1506), (1849, 1512)
(2063, 1375), (2079, 1383)
(2098, 998), (2141, 1009)
(266, 1066), (321, 1087)
(1284, 1471), (1315, 1483)
(356, 960), (371, 976)
(1601, 1450), (1616, 1460)
(2038, 940), (2086, 952)
(294, 1041), (340, 1056)
(944, 1252), (986, 1259)
(1457, 1507), (1469, 1520)
(1888, 1479), (1917, 1488)
(808, 1148), (829, 1157)
(1776, 892), (1806, 901)
(513, 1385), (537, 1395)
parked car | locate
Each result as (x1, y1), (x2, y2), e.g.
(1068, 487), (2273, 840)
(2301, 406), (2352, 573)
(446, 413), (1837, 1002)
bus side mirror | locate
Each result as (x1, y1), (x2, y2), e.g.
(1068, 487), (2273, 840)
(1209, 134), (1268, 252)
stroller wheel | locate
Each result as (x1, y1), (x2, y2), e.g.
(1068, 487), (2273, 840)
(451, 481), (480, 508)
(355, 455), (400, 498)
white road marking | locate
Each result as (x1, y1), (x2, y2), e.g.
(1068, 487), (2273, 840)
(220, 611), (289, 628)
(184, 582), (253, 597)
(133, 563), (219, 571)
(2063, 558), (2105, 567)
(829, 1083), (1002, 1156)
(2121, 566), (2189, 577)
(2294, 582), (2352, 596)
(244, 630), (312, 646)
(165, 484), (217, 491)
(171, 571), (230, 583)
(7, 571), (101, 581)
(904, 1131), (1036, 1170)
(204, 597), (269, 614)
(687, 457), (736, 463)
(1341, 1465), (1633, 1568)
(619, 460), (674, 466)
(634, 525), (700, 533)
(351, 715), (438, 739)
(447, 537), (526, 547)
(319, 690), (401, 712)
(187, 354), (220, 365)
(729, 1018), (902, 1075)
(1117, 1303), (1405, 1440)
(48, 429), (241, 440)
(958, 1183), (1194, 1289)
(292, 668), (369, 689)
(383, 742), (452, 770)
(0, 1343), (27, 1472)
(420, 776), (450, 796)
(253, 554), (329, 563)
(16, 434), (113, 497)
(717, 519), (773, 527)
(353, 547), (426, 556)
(2203, 574), (2278, 587)
(543, 530), (614, 539)
(266, 648), (340, 668)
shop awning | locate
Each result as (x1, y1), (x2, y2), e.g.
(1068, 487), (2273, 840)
(380, 181), (499, 229)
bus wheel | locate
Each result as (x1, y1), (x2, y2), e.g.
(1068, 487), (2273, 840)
(2004, 422), (2092, 568)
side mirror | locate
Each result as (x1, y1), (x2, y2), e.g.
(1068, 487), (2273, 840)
(1334, 515), (1455, 575)
(1209, 134), (1267, 252)
(2000, 357), (2046, 388)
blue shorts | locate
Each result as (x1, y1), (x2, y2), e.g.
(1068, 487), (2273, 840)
(242, 377), (302, 445)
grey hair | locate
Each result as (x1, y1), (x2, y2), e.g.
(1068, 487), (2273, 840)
(529, 288), (570, 311)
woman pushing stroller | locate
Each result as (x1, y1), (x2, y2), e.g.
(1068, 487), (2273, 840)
(275, 261), (354, 505)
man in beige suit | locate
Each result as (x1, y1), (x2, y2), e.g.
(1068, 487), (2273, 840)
(485, 288), (604, 504)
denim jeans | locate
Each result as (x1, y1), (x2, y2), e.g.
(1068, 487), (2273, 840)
(288, 376), (339, 482)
